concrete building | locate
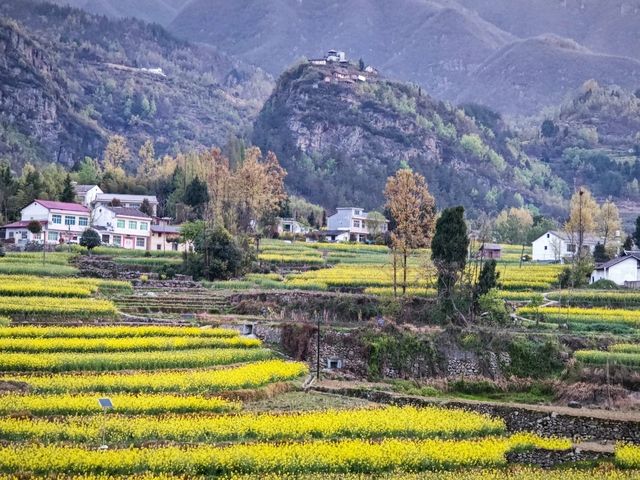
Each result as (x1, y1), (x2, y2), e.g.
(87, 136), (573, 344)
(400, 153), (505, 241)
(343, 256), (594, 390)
(94, 193), (158, 216)
(150, 223), (187, 252)
(92, 206), (151, 250)
(3, 200), (90, 246)
(327, 207), (388, 242)
(591, 253), (640, 286)
(74, 184), (103, 207)
(531, 230), (601, 262)
(277, 218), (310, 236)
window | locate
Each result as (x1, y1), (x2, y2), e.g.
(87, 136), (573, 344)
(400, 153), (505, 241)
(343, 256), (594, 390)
(21, 232), (27, 240)
(48, 231), (58, 241)
(113, 235), (122, 247)
(544, 246), (548, 250)
(79, 217), (88, 227)
(64, 216), (76, 226)
(8, 232), (14, 238)
(139, 222), (148, 231)
(101, 235), (110, 243)
(546, 233), (550, 238)
(353, 220), (360, 228)
(52, 214), (62, 225)
(156, 244), (162, 250)
(136, 237), (146, 248)
(116, 220), (125, 229)
(567, 244), (576, 253)
(129, 221), (137, 230)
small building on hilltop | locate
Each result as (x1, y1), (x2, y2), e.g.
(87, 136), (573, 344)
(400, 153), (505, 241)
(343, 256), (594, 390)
(591, 252), (640, 286)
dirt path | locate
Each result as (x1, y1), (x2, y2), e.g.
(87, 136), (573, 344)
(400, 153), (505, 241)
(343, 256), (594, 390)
(315, 380), (640, 422)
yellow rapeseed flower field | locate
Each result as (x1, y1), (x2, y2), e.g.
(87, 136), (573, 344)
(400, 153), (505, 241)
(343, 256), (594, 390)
(0, 435), (570, 475)
(0, 406), (505, 444)
(0, 335), (261, 353)
(0, 325), (239, 339)
(3, 359), (309, 393)
(0, 393), (239, 416)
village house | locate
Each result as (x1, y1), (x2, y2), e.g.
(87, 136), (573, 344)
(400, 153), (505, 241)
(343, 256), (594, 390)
(150, 218), (187, 252)
(277, 218), (310, 236)
(74, 184), (103, 207)
(591, 252), (640, 287)
(93, 193), (159, 216)
(92, 206), (151, 250)
(477, 243), (502, 260)
(326, 207), (388, 242)
(531, 230), (601, 262)
(2, 200), (90, 246)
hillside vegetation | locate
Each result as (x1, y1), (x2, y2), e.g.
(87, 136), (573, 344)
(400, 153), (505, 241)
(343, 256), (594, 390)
(253, 62), (567, 215)
(0, 0), (273, 168)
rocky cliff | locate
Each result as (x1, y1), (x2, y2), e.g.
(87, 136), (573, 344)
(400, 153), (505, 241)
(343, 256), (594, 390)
(253, 62), (568, 216)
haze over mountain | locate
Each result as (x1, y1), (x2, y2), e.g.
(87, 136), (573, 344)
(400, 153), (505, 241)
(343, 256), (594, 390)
(0, 0), (273, 169)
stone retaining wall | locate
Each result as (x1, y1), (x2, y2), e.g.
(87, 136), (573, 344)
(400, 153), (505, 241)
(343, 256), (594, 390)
(313, 387), (640, 443)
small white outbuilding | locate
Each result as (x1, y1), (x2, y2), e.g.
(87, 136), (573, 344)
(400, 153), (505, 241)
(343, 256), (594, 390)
(590, 253), (640, 286)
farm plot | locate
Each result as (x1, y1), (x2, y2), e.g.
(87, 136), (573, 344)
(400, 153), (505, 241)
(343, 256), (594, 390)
(575, 343), (640, 369)
(517, 306), (640, 328)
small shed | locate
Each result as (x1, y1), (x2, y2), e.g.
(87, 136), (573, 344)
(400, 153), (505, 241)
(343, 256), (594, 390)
(478, 243), (502, 260)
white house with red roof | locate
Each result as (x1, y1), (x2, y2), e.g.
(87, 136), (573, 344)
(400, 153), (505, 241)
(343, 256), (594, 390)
(3, 200), (91, 246)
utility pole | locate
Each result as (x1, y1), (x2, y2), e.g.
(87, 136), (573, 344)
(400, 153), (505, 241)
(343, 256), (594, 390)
(316, 312), (321, 381)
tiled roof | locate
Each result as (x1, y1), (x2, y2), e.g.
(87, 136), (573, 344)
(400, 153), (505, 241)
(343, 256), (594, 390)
(74, 184), (99, 194)
(594, 253), (640, 270)
(2, 220), (48, 229)
(95, 193), (158, 203)
(151, 225), (181, 234)
(34, 200), (89, 213)
(479, 243), (502, 251)
(108, 207), (151, 219)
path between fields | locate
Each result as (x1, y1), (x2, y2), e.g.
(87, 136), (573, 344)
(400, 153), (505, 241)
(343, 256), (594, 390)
(313, 380), (640, 423)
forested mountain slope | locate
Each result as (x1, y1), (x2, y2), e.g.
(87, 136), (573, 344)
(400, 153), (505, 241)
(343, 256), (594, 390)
(0, 0), (273, 169)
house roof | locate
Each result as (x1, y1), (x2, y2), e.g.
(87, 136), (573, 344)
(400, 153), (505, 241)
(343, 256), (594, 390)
(74, 184), (100, 194)
(151, 225), (181, 234)
(594, 253), (640, 270)
(479, 243), (501, 251)
(34, 200), (89, 213)
(95, 193), (158, 203)
(107, 207), (151, 219)
(3, 220), (48, 229)
(540, 230), (602, 246)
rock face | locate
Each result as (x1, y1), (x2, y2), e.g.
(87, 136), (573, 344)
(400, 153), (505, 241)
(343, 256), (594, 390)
(0, 21), (104, 166)
(0, 0), (273, 168)
(253, 62), (567, 215)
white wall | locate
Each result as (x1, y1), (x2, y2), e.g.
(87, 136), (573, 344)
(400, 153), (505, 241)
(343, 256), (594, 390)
(593, 258), (640, 285)
(532, 233), (565, 261)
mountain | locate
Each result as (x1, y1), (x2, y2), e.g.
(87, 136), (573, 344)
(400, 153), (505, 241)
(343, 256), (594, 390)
(43, 0), (187, 25)
(521, 81), (640, 202)
(456, 0), (640, 62)
(167, 0), (640, 116)
(0, 0), (273, 169)
(253, 62), (568, 216)
(456, 35), (640, 115)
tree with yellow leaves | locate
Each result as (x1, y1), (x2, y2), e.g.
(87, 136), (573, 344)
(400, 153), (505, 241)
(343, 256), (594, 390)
(384, 168), (436, 295)
(597, 198), (621, 249)
(103, 135), (130, 170)
(564, 187), (598, 261)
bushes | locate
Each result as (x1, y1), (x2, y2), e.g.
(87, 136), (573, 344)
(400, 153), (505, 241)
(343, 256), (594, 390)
(506, 337), (564, 378)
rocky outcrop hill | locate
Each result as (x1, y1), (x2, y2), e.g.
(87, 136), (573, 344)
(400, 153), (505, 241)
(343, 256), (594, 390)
(253, 62), (568, 216)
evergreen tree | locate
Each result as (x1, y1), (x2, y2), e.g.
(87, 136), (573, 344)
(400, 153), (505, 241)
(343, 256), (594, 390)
(139, 198), (154, 217)
(475, 260), (499, 299)
(184, 176), (209, 218)
(634, 216), (640, 250)
(593, 243), (609, 263)
(80, 229), (101, 253)
(623, 235), (634, 252)
(431, 206), (469, 298)
(59, 174), (76, 202)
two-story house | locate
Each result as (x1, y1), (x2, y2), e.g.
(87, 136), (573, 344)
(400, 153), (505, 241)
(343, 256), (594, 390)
(3, 200), (91, 246)
(92, 206), (151, 250)
(94, 193), (158, 216)
(326, 207), (388, 242)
